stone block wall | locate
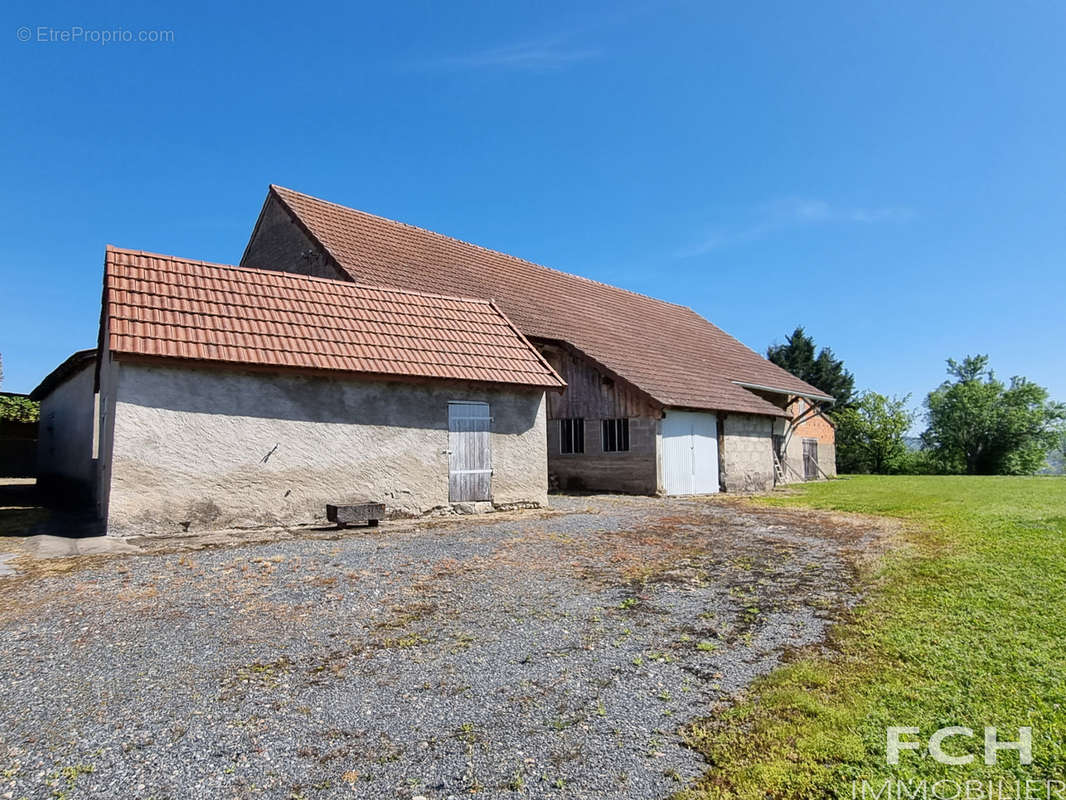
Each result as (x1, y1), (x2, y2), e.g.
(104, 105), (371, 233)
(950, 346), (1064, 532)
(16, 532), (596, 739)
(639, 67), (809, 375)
(721, 413), (774, 493)
(547, 415), (658, 494)
(783, 434), (837, 481)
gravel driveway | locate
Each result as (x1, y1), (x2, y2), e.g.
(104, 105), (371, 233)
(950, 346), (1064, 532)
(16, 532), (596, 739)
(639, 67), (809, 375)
(0, 493), (886, 800)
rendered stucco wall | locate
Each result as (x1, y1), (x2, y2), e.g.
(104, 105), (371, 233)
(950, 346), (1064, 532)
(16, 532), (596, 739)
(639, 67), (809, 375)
(819, 442), (837, 478)
(721, 413), (775, 493)
(103, 361), (548, 535)
(37, 362), (97, 500)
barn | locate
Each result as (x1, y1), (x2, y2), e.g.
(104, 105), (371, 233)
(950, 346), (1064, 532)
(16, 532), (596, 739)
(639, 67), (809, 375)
(65, 246), (562, 535)
(241, 185), (837, 495)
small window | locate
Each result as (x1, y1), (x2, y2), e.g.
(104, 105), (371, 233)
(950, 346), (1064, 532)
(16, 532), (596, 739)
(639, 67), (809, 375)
(601, 418), (630, 452)
(560, 418), (584, 454)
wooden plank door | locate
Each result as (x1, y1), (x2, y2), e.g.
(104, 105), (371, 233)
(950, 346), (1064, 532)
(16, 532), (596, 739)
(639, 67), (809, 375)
(803, 439), (819, 480)
(448, 402), (491, 502)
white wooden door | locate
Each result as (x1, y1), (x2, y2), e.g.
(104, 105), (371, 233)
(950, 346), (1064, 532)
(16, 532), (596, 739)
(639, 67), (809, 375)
(662, 410), (720, 495)
(448, 402), (491, 502)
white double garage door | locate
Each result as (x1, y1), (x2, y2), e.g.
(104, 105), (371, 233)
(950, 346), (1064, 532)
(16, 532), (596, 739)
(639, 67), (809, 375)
(662, 410), (720, 495)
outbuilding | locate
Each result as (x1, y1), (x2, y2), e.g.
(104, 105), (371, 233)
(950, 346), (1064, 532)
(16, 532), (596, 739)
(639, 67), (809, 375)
(30, 348), (98, 501)
(90, 246), (563, 535)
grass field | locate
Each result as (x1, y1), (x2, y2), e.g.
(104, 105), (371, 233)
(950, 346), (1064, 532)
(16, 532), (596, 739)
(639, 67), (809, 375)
(680, 475), (1066, 799)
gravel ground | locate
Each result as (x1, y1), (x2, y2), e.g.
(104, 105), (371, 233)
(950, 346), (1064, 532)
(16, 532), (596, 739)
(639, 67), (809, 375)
(0, 493), (888, 800)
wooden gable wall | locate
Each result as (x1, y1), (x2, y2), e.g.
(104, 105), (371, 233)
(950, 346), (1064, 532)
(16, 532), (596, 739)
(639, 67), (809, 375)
(536, 341), (659, 420)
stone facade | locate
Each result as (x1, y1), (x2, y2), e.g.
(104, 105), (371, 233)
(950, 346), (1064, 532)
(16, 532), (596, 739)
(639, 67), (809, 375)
(241, 193), (348, 281)
(37, 360), (97, 500)
(720, 413), (775, 493)
(97, 359), (548, 535)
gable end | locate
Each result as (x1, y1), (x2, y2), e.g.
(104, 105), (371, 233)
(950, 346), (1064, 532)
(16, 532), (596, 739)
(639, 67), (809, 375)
(240, 190), (348, 282)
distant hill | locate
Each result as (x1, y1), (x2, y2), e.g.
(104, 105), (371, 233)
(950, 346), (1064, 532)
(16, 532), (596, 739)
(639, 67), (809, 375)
(902, 435), (1064, 474)
(1041, 447), (1066, 475)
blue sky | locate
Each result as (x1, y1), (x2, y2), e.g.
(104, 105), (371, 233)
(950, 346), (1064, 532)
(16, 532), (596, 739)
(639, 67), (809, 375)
(2, 1), (1064, 423)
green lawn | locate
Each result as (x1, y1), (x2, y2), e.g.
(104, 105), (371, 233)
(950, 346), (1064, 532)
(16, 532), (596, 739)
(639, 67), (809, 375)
(680, 476), (1066, 799)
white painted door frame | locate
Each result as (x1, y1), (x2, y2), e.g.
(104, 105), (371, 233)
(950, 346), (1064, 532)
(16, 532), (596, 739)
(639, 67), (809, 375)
(661, 410), (720, 495)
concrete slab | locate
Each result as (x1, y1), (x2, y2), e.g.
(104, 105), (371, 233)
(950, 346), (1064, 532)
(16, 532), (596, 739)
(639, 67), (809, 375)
(24, 535), (141, 559)
(0, 553), (16, 577)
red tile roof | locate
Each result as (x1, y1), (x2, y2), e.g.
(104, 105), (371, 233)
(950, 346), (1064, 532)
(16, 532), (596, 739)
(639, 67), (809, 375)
(102, 247), (565, 390)
(259, 186), (832, 416)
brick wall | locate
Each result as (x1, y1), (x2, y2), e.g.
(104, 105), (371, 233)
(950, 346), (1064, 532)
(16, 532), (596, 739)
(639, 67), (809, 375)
(782, 398), (837, 480)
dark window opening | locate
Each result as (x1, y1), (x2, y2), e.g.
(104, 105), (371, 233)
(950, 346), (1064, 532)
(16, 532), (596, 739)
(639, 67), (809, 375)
(560, 418), (584, 454)
(601, 418), (630, 452)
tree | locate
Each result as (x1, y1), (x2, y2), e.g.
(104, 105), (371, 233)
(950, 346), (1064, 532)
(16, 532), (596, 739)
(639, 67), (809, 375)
(922, 355), (1066, 475)
(0, 352), (39, 423)
(834, 392), (914, 474)
(767, 327), (855, 407)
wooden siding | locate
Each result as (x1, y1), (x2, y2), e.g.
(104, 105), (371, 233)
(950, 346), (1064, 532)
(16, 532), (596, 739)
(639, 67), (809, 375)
(537, 342), (660, 494)
(536, 342), (659, 420)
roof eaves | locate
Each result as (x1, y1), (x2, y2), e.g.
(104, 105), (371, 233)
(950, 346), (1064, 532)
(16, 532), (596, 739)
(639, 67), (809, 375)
(731, 380), (835, 405)
(31, 349), (97, 400)
(488, 302), (565, 390)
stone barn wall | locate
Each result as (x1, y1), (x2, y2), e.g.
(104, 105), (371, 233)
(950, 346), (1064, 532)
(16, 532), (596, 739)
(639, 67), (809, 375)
(241, 192), (348, 281)
(721, 413), (775, 493)
(98, 360), (548, 535)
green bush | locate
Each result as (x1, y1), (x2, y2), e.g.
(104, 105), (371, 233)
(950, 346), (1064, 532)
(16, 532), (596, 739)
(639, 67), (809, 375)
(0, 394), (39, 423)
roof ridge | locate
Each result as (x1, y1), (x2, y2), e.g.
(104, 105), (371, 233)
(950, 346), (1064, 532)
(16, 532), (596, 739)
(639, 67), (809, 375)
(105, 244), (499, 308)
(268, 185), (698, 314)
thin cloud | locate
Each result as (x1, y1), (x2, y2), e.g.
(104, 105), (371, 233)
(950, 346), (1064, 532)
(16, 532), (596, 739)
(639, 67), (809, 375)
(677, 197), (914, 257)
(771, 197), (913, 224)
(416, 35), (602, 72)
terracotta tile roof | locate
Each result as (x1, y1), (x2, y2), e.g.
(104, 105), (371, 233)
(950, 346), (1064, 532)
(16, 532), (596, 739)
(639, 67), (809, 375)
(102, 247), (565, 390)
(260, 186), (833, 417)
